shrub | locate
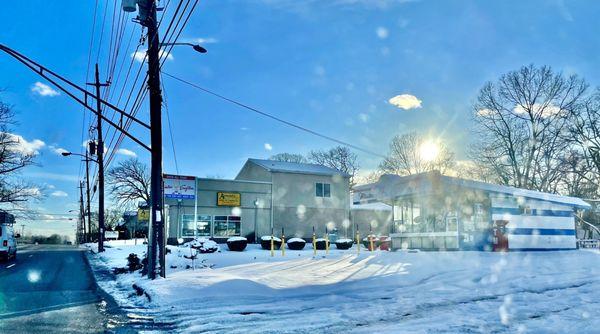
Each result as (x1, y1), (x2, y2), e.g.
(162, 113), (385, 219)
(335, 238), (354, 250)
(315, 238), (330, 250)
(260, 236), (282, 250)
(287, 237), (306, 250)
(227, 237), (248, 252)
(184, 237), (219, 253)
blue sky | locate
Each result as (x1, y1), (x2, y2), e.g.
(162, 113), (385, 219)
(1, 0), (599, 237)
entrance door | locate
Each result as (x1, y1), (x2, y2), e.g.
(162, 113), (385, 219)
(493, 220), (509, 252)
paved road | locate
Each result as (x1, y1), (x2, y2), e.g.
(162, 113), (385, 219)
(0, 244), (133, 333)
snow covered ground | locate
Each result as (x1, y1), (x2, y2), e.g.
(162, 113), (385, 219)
(85, 240), (600, 333)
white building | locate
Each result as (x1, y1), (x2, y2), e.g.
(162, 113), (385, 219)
(353, 171), (591, 251)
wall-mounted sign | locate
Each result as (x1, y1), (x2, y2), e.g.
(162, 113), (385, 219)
(164, 174), (196, 199)
(217, 192), (241, 206)
(137, 208), (150, 222)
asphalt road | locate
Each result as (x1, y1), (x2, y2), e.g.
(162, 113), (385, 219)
(0, 244), (133, 333)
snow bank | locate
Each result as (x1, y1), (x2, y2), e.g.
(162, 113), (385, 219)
(86, 241), (600, 333)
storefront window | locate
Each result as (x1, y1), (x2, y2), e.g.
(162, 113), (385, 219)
(213, 215), (241, 237)
(181, 215), (211, 237)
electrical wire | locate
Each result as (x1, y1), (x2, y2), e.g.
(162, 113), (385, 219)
(161, 72), (387, 159)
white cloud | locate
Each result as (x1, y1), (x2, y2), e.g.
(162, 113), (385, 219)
(31, 82), (60, 97)
(50, 190), (68, 197)
(116, 148), (137, 157)
(191, 37), (218, 44)
(376, 26), (389, 39)
(359, 113), (369, 122)
(6, 133), (45, 155)
(131, 49), (174, 63)
(23, 187), (42, 197)
(513, 103), (563, 118)
(264, 143), (273, 151)
(476, 108), (494, 117)
(49, 145), (69, 155)
(388, 94), (422, 110)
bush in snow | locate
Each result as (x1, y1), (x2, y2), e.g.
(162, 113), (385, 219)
(260, 235), (282, 250)
(315, 238), (330, 250)
(287, 237), (306, 250)
(127, 253), (143, 272)
(184, 237), (219, 253)
(227, 236), (248, 252)
(362, 235), (380, 251)
(335, 238), (354, 250)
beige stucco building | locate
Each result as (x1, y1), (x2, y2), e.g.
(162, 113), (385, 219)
(165, 159), (351, 244)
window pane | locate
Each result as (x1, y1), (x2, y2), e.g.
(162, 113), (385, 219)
(181, 214), (196, 237)
(316, 183), (323, 197)
(323, 183), (331, 197)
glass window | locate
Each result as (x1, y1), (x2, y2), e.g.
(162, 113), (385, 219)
(316, 183), (323, 197)
(213, 216), (241, 237)
(181, 214), (211, 237)
(323, 183), (331, 197)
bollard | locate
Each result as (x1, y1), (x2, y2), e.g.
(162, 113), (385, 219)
(312, 226), (317, 256)
(270, 228), (275, 257)
(281, 227), (285, 257)
(369, 223), (374, 252)
(325, 227), (329, 255)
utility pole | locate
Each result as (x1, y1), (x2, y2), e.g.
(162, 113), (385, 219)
(144, 0), (165, 279)
(85, 149), (93, 242)
(79, 181), (86, 243)
(87, 63), (109, 252)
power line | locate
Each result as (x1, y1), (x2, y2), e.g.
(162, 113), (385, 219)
(161, 72), (387, 159)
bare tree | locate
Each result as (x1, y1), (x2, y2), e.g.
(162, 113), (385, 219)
(106, 158), (150, 206)
(470, 64), (588, 192)
(269, 153), (307, 163)
(564, 91), (600, 198)
(0, 94), (41, 205)
(379, 132), (455, 176)
(308, 146), (359, 187)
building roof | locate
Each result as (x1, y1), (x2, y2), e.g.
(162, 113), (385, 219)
(354, 171), (591, 209)
(247, 158), (350, 177)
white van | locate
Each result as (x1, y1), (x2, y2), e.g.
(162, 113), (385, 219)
(0, 224), (18, 261)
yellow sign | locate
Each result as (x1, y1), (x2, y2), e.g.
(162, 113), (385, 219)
(137, 209), (150, 221)
(217, 192), (241, 206)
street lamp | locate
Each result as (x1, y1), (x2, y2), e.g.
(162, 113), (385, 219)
(61, 151), (98, 162)
(160, 42), (207, 54)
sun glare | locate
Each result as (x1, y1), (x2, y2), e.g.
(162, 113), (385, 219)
(419, 140), (440, 162)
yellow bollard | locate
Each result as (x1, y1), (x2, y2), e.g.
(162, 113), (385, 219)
(281, 228), (285, 257)
(270, 229), (275, 257)
(369, 234), (374, 252)
(312, 226), (317, 256)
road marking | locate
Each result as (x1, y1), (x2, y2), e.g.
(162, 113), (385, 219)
(6, 264), (15, 268)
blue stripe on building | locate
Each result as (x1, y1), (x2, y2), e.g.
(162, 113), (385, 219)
(491, 208), (573, 217)
(507, 228), (575, 236)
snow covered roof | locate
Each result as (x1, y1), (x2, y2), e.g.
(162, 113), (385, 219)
(354, 171), (591, 209)
(351, 201), (392, 211)
(247, 158), (350, 177)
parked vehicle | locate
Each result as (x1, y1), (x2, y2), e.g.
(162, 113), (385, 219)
(0, 223), (18, 261)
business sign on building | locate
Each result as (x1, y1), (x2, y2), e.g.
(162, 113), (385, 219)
(164, 174), (196, 199)
(217, 192), (241, 206)
(137, 208), (150, 222)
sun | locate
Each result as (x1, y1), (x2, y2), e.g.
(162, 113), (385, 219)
(419, 140), (440, 162)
